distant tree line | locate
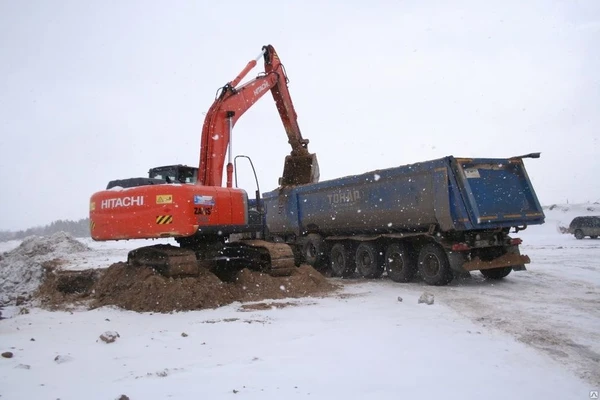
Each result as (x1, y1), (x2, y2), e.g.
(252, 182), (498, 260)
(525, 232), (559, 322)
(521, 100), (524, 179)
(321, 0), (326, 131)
(0, 218), (90, 242)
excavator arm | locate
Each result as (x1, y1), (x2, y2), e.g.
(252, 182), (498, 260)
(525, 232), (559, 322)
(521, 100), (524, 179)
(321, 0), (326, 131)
(198, 45), (319, 188)
(263, 45), (310, 158)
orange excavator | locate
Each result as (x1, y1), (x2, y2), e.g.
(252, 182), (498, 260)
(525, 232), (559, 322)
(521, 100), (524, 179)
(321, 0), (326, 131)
(89, 45), (319, 278)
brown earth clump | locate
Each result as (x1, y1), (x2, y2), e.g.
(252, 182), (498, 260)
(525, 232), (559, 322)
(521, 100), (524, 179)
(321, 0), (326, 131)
(233, 265), (332, 302)
(36, 263), (339, 313)
(36, 268), (103, 309)
(92, 262), (236, 312)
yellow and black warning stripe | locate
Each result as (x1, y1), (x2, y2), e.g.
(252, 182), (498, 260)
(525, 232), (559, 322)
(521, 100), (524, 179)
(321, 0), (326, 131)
(156, 215), (173, 225)
(90, 220), (96, 230)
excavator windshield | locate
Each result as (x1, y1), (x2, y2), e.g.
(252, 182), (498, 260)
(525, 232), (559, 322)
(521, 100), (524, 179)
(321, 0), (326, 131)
(149, 165), (198, 184)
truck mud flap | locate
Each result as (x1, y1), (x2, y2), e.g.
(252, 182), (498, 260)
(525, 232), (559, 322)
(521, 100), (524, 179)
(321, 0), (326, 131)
(462, 252), (531, 272)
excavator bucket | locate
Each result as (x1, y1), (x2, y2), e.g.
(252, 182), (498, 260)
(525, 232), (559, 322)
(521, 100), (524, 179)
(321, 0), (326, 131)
(280, 153), (320, 186)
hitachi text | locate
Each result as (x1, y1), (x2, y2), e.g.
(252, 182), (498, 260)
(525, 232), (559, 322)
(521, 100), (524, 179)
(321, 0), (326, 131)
(101, 196), (144, 209)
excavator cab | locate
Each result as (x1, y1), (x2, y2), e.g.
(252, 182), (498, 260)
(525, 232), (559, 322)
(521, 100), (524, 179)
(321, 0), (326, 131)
(105, 165), (198, 190)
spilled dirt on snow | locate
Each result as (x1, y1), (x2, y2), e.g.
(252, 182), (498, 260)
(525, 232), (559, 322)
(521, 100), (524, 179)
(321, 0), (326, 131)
(239, 301), (308, 311)
(37, 262), (339, 313)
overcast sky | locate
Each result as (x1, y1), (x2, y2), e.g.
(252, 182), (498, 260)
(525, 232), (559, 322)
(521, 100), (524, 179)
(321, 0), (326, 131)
(1, 0), (599, 231)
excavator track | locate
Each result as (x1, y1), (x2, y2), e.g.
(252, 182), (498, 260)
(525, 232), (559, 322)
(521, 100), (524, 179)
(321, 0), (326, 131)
(127, 244), (200, 277)
(216, 240), (297, 277)
(127, 240), (297, 279)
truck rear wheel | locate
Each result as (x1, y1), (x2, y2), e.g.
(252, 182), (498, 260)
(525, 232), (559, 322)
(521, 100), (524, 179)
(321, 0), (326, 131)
(302, 233), (328, 270)
(574, 229), (584, 240)
(385, 242), (415, 283)
(480, 267), (512, 279)
(355, 242), (384, 279)
(329, 243), (356, 278)
(417, 243), (453, 286)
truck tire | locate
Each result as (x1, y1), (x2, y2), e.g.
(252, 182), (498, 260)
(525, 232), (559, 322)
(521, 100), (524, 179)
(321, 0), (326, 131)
(385, 242), (415, 283)
(329, 243), (356, 278)
(480, 267), (512, 279)
(355, 242), (384, 279)
(302, 234), (328, 270)
(574, 229), (584, 240)
(417, 243), (453, 286)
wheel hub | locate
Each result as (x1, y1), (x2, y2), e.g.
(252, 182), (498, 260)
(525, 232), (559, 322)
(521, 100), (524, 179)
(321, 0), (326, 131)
(422, 254), (440, 277)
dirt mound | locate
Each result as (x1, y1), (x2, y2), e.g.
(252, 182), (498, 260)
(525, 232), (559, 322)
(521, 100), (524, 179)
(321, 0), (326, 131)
(37, 263), (339, 313)
(234, 265), (331, 301)
(92, 262), (234, 312)
(0, 232), (91, 306)
(13, 232), (90, 257)
(36, 268), (103, 308)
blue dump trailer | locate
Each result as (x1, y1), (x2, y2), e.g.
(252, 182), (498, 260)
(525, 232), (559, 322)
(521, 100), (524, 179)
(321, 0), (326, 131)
(260, 154), (545, 285)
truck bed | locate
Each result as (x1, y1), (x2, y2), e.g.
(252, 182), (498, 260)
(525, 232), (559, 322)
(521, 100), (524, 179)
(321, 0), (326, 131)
(262, 156), (545, 237)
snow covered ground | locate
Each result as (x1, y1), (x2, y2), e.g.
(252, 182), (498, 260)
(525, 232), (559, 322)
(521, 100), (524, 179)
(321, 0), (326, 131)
(1, 204), (599, 399)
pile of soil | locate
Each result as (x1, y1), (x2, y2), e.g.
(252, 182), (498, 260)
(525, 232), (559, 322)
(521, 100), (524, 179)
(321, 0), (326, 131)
(37, 262), (339, 313)
(0, 232), (90, 306)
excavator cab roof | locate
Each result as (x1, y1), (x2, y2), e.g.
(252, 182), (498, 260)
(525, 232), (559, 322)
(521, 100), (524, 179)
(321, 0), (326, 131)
(105, 165), (198, 189)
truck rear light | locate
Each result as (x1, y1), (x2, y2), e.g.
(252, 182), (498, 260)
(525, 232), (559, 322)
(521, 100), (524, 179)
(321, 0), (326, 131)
(451, 243), (471, 251)
(510, 238), (523, 246)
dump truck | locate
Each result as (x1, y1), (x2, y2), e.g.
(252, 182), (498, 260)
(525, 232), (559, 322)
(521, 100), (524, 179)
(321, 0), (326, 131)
(260, 153), (545, 285)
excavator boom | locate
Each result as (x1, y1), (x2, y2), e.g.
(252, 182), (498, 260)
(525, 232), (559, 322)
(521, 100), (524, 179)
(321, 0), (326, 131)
(198, 45), (319, 188)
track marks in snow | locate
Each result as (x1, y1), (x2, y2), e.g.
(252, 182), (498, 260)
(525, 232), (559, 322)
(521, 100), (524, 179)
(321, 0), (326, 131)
(430, 251), (600, 385)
